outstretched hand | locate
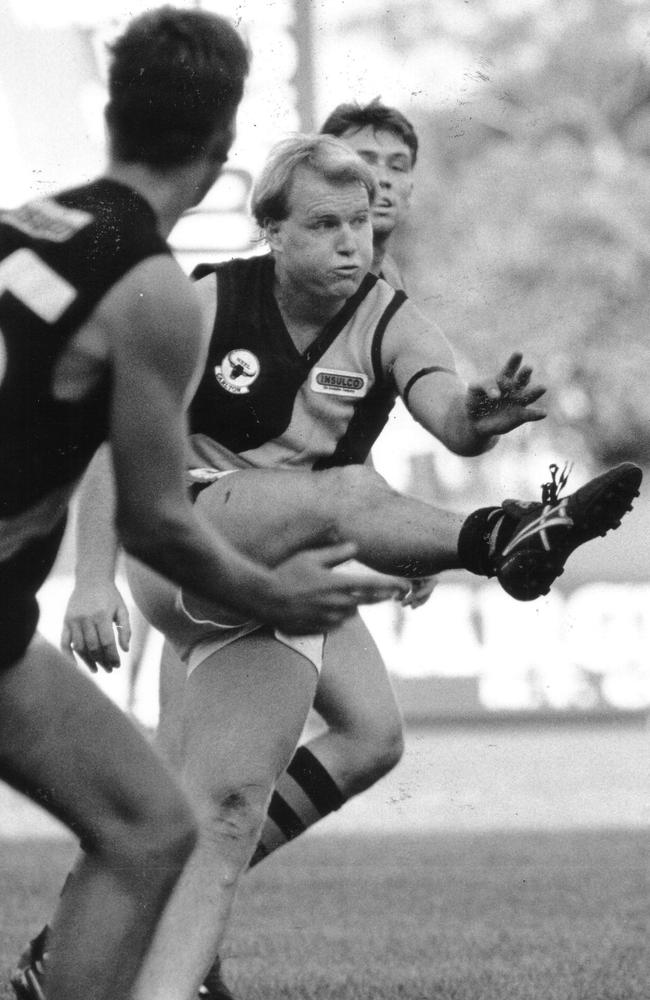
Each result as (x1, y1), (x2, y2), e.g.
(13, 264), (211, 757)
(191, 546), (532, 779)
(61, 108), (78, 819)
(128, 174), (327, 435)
(466, 352), (546, 437)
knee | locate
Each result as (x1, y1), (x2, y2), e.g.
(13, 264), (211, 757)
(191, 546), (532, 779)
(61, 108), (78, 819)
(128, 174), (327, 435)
(339, 715), (405, 793)
(93, 786), (197, 880)
(362, 720), (405, 782)
(327, 465), (392, 509)
(194, 780), (272, 882)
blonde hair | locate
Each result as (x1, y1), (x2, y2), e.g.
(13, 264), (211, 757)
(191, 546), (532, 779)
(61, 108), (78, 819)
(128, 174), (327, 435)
(251, 133), (376, 228)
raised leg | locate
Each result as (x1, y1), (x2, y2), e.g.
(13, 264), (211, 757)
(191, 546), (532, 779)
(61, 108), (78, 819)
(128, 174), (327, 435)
(193, 465), (465, 577)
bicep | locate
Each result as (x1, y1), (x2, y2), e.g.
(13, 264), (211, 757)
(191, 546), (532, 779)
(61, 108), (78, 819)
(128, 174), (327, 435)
(383, 304), (467, 437)
(102, 259), (204, 517)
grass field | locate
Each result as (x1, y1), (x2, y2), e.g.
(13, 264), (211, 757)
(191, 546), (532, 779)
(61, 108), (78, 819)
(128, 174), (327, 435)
(0, 830), (648, 1000)
(1, 723), (649, 999)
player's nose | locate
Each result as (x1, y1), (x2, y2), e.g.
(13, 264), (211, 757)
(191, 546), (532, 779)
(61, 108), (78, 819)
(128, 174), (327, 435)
(337, 224), (357, 253)
(375, 162), (392, 187)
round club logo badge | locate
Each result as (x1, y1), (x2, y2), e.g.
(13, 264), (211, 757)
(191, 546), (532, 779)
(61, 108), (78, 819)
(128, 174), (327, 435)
(214, 349), (260, 394)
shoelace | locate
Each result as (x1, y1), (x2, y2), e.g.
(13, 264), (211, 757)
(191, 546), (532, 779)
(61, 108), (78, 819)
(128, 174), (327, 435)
(541, 461), (572, 506)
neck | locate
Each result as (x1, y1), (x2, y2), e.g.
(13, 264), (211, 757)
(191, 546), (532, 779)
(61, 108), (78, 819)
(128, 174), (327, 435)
(104, 160), (195, 238)
(371, 234), (390, 275)
(273, 275), (344, 351)
(273, 259), (347, 327)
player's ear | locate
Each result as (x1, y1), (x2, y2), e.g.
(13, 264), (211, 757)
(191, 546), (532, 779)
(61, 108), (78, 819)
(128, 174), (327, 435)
(264, 218), (283, 253)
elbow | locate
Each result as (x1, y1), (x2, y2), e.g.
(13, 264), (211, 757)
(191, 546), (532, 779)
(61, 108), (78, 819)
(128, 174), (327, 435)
(448, 439), (492, 458)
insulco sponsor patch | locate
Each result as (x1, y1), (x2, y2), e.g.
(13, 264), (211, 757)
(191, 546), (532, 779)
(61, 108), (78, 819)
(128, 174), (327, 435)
(310, 367), (368, 397)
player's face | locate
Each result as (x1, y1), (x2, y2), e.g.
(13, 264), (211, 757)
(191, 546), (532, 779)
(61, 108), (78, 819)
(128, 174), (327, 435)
(338, 126), (413, 238)
(268, 166), (373, 304)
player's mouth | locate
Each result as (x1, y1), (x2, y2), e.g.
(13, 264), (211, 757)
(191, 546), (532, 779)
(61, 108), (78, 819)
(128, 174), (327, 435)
(333, 264), (360, 277)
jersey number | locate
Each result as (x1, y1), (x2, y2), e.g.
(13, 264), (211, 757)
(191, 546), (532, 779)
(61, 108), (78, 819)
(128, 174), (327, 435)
(0, 247), (77, 386)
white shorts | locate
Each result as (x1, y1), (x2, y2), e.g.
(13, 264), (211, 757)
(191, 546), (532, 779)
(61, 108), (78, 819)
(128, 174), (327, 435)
(126, 555), (325, 679)
(185, 624), (325, 678)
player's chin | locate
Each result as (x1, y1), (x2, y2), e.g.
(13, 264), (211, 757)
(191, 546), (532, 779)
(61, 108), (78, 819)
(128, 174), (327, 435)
(328, 272), (363, 295)
(371, 212), (395, 234)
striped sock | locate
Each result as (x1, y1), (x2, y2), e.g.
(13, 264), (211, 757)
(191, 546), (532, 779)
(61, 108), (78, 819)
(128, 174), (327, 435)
(248, 746), (346, 867)
(457, 505), (513, 577)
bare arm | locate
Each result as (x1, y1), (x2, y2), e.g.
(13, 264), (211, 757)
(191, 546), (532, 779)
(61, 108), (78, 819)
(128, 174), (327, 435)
(61, 445), (130, 671)
(383, 302), (547, 456)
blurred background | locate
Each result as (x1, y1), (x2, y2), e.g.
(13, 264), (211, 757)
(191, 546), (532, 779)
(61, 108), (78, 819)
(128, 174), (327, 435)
(2, 0), (650, 825)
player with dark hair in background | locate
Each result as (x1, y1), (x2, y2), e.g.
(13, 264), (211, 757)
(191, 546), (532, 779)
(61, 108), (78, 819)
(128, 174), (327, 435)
(321, 97), (418, 288)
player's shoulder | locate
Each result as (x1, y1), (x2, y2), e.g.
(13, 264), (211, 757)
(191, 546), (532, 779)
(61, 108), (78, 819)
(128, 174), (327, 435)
(192, 252), (271, 320)
(378, 253), (406, 292)
(382, 287), (432, 332)
(99, 255), (202, 357)
(379, 283), (452, 364)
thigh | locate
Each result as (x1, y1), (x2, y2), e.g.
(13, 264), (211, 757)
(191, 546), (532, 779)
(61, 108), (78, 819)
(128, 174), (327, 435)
(194, 469), (339, 567)
(0, 636), (186, 844)
(314, 612), (402, 737)
(179, 630), (319, 805)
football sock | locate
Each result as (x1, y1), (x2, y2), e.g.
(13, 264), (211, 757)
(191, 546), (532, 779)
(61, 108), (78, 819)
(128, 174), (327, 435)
(457, 505), (516, 578)
(23, 866), (76, 968)
(248, 746), (346, 867)
(29, 924), (49, 962)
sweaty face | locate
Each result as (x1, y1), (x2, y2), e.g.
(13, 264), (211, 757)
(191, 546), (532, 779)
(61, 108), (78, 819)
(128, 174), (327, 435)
(269, 166), (373, 304)
(338, 126), (413, 237)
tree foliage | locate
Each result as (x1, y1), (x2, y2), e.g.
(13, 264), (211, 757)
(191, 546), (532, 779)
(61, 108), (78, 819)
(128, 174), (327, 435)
(390, 0), (650, 466)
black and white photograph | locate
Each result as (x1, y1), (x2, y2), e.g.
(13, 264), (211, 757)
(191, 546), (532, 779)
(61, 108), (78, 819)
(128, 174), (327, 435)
(1, 1), (649, 998)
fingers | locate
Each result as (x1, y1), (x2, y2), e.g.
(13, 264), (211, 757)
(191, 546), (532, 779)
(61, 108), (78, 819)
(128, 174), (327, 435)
(512, 365), (532, 389)
(471, 354), (543, 413)
(518, 406), (547, 422)
(60, 621), (77, 663)
(61, 615), (122, 672)
(114, 604), (132, 653)
(341, 573), (410, 604)
(314, 541), (359, 567)
(401, 575), (438, 609)
(517, 384), (546, 406)
(499, 352), (523, 381)
(62, 617), (97, 672)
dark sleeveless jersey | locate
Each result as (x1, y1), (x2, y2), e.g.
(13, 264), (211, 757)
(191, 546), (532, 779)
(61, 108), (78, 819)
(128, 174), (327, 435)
(0, 179), (170, 556)
(188, 254), (407, 471)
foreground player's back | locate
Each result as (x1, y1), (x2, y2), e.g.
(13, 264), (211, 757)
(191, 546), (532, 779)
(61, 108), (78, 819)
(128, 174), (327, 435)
(0, 179), (171, 539)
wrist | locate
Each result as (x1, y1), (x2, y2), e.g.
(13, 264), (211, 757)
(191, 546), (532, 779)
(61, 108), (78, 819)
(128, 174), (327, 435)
(74, 567), (115, 589)
(453, 416), (495, 456)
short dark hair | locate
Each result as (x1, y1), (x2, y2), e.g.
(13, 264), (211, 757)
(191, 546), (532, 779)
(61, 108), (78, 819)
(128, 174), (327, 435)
(106, 6), (249, 168)
(320, 98), (418, 167)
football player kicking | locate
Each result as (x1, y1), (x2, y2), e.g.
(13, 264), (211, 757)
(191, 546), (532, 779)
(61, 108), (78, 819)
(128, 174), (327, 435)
(13, 132), (642, 1000)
